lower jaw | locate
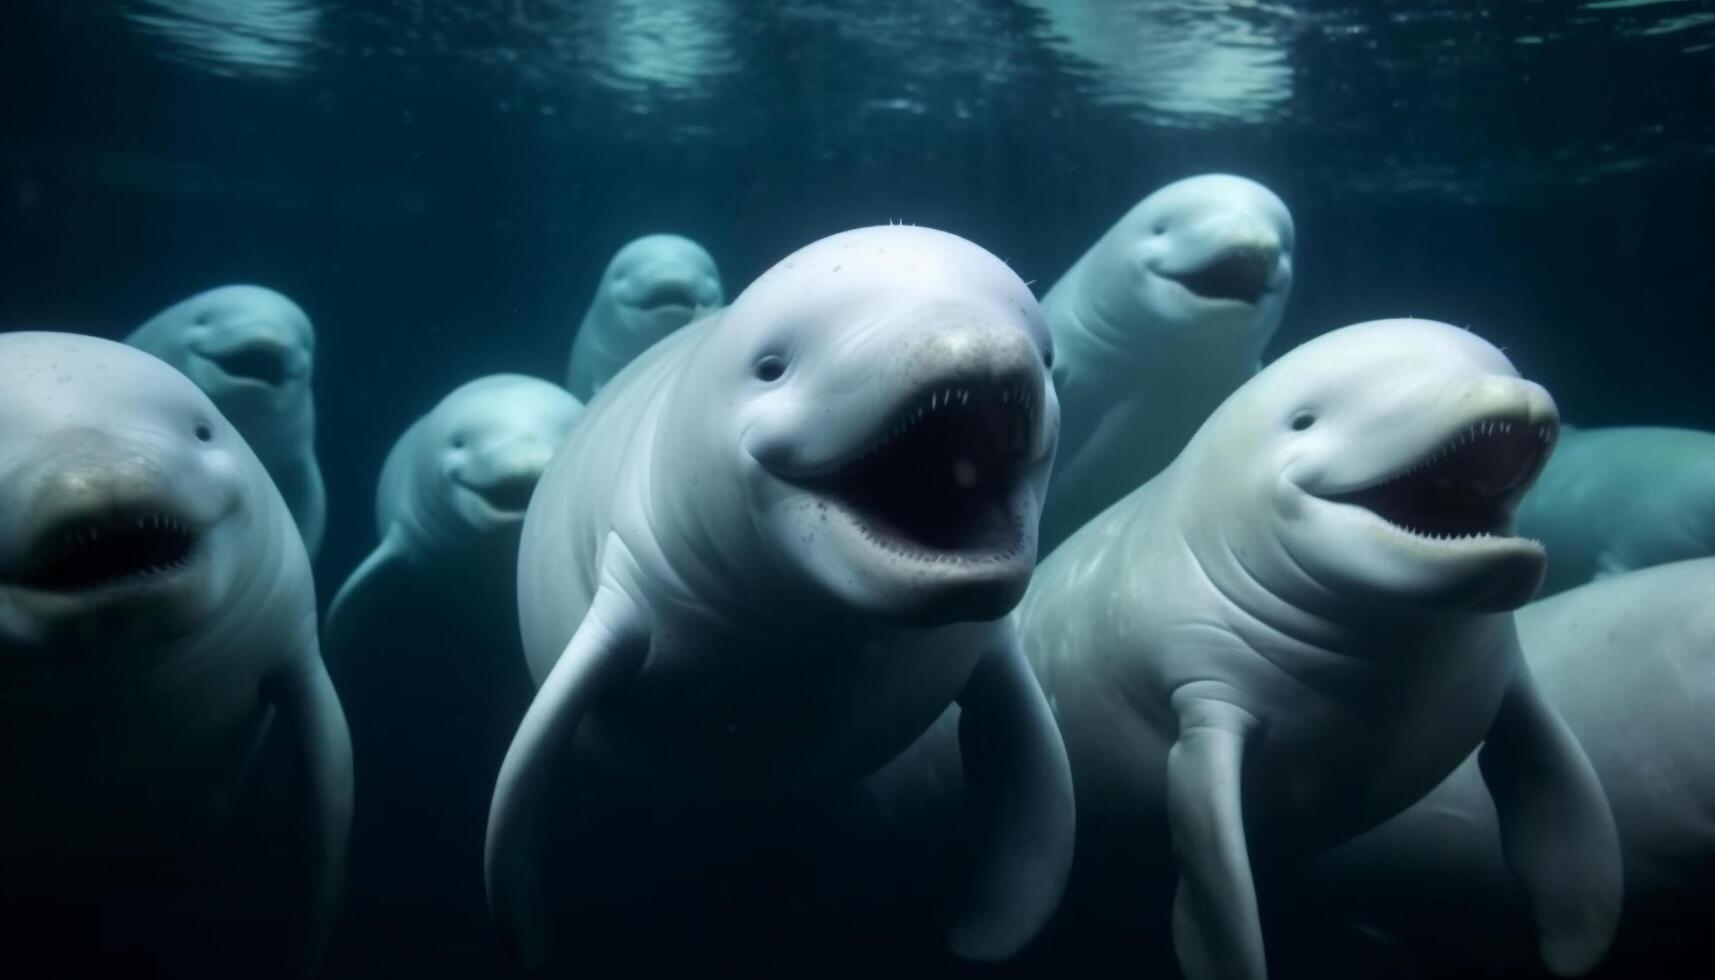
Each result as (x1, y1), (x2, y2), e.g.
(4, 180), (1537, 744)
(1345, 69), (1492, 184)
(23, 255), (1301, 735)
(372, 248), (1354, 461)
(841, 508), (1029, 567)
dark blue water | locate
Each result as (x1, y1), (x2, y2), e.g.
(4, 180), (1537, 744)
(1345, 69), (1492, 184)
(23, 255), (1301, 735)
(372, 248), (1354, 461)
(2, 1), (1712, 977)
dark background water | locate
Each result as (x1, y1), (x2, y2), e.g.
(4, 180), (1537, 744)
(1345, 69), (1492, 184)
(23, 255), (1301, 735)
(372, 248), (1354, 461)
(3, 0), (1712, 587)
(1, 2), (1712, 975)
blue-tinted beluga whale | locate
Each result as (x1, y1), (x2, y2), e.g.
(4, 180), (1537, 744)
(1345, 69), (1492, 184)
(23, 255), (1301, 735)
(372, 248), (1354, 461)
(1516, 425), (1715, 596)
(1017, 319), (1619, 979)
(1038, 173), (1293, 552)
(326, 374), (585, 639)
(126, 284), (326, 557)
(1286, 556), (1715, 976)
(324, 373), (582, 976)
(0, 332), (351, 978)
(564, 233), (724, 402)
(488, 225), (1073, 970)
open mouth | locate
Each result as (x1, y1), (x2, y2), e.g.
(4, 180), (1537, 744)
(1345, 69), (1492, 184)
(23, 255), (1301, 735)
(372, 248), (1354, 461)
(1323, 418), (1554, 540)
(1164, 246), (1278, 304)
(634, 281), (700, 313)
(471, 473), (540, 515)
(11, 510), (199, 593)
(204, 344), (291, 386)
(803, 377), (1039, 558)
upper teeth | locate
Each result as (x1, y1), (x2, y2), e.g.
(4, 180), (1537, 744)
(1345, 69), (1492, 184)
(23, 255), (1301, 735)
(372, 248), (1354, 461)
(853, 382), (1033, 462)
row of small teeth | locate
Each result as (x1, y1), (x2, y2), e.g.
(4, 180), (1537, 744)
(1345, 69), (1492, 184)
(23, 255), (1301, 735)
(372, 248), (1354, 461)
(852, 510), (1026, 562)
(1393, 526), (1501, 542)
(58, 514), (188, 548)
(1387, 419), (1553, 481)
(854, 382), (1035, 462)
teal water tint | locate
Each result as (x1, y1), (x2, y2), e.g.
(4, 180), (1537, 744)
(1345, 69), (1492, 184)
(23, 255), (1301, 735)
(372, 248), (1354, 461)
(1, 2), (1712, 978)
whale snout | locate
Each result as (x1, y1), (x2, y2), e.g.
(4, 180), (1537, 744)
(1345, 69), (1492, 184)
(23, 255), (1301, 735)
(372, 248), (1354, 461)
(191, 330), (309, 389)
(457, 441), (558, 517)
(885, 307), (1048, 397)
(0, 429), (227, 600)
(619, 264), (721, 314)
(1155, 217), (1289, 305)
(13, 431), (182, 519)
(1454, 375), (1558, 429)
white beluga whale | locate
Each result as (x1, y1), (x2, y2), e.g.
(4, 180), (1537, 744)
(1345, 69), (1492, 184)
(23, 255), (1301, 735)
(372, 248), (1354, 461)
(1516, 425), (1715, 596)
(1280, 557), (1715, 976)
(1038, 173), (1294, 552)
(324, 373), (582, 976)
(488, 225), (1073, 971)
(0, 332), (351, 977)
(564, 233), (723, 402)
(1014, 319), (1619, 979)
(126, 284), (326, 557)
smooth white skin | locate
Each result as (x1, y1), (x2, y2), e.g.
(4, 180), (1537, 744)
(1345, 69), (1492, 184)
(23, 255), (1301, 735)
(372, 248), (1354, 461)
(126, 284), (326, 557)
(1020, 319), (1613, 978)
(1517, 426), (1715, 597)
(326, 374), (585, 634)
(564, 234), (724, 402)
(1295, 557), (1715, 968)
(493, 226), (1071, 966)
(0, 332), (351, 974)
(1040, 173), (1294, 552)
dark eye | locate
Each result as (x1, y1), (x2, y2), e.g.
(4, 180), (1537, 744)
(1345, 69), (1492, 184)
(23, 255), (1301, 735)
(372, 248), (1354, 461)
(754, 355), (786, 382)
(1153, 223), (1166, 235)
(194, 312), (212, 325)
(1042, 346), (1055, 369)
(194, 423), (213, 442)
(1291, 412), (1316, 431)
(452, 435), (466, 449)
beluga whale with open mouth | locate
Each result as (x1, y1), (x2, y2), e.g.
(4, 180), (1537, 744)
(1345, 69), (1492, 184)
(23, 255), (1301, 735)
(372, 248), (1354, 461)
(565, 233), (724, 402)
(487, 225), (1073, 972)
(1016, 319), (1620, 979)
(0, 332), (351, 978)
(1038, 173), (1293, 552)
(127, 284), (327, 557)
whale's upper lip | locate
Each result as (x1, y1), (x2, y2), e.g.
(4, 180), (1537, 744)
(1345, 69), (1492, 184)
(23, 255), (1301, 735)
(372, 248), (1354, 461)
(1311, 412), (1556, 544)
(1156, 244), (1283, 306)
(0, 504), (206, 595)
(628, 280), (705, 313)
(191, 336), (304, 387)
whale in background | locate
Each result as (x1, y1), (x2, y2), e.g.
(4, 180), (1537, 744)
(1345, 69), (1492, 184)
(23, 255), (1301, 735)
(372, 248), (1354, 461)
(565, 234), (723, 402)
(1037, 173), (1293, 552)
(1516, 424), (1715, 596)
(0, 331), (351, 978)
(126, 283), (327, 558)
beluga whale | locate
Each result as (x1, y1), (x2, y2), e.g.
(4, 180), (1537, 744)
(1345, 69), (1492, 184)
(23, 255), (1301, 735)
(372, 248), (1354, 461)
(488, 225), (1073, 972)
(126, 284), (327, 557)
(0, 332), (351, 978)
(323, 374), (582, 976)
(1016, 319), (1620, 979)
(564, 233), (724, 402)
(1277, 555), (1715, 976)
(1038, 173), (1293, 551)
(1516, 425), (1715, 596)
